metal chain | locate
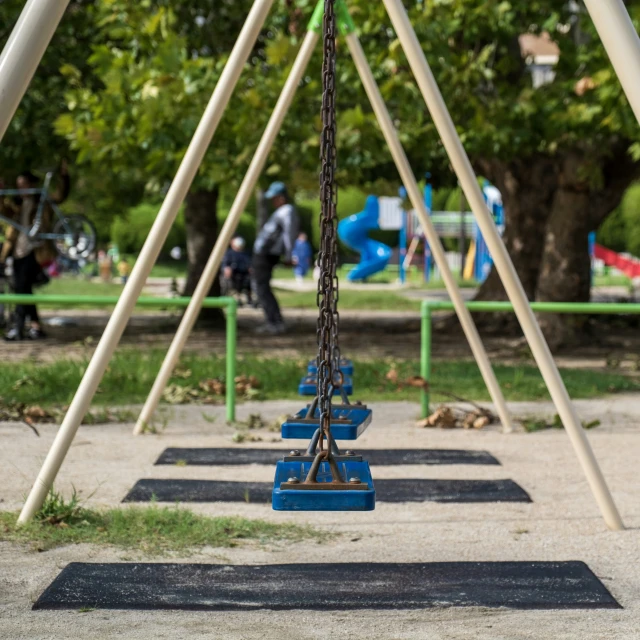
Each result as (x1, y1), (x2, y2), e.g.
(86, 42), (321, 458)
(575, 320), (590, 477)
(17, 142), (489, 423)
(316, 0), (338, 455)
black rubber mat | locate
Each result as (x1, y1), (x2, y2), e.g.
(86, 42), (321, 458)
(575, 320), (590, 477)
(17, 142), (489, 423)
(155, 447), (500, 466)
(123, 478), (531, 503)
(33, 561), (619, 611)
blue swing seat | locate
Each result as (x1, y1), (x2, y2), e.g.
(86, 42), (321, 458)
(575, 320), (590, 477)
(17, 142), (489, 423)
(272, 458), (375, 511)
(281, 403), (371, 440)
(298, 375), (353, 396)
(307, 358), (354, 376)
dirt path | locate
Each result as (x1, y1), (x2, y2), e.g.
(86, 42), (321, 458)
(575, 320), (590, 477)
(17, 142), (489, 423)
(0, 399), (639, 638)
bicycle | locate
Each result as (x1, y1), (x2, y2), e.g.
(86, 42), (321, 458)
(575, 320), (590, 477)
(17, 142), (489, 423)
(0, 171), (96, 261)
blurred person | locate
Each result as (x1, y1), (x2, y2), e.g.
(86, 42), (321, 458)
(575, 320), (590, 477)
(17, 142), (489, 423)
(221, 236), (252, 305)
(252, 182), (298, 334)
(117, 257), (131, 284)
(292, 232), (312, 284)
(0, 165), (69, 341)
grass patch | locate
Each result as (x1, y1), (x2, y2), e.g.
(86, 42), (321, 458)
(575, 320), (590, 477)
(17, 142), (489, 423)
(0, 351), (638, 407)
(0, 491), (320, 555)
(521, 414), (602, 433)
(273, 264), (478, 288)
(44, 276), (124, 299)
(276, 289), (421, 312)
(148, 259), (187, 279)
(34, 276), (124, 310)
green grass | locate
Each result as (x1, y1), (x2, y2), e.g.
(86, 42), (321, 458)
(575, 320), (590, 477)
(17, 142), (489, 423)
(43, 276), (124, 300)
(273, 264), (478, 288)
(0, 504), (320, 555)
(148, 260), (187, 279)
(1, 351), (638, 407)
(593, 273), (633, 288)
(521, 414), (602, 432)
(276, 289), (422, 312)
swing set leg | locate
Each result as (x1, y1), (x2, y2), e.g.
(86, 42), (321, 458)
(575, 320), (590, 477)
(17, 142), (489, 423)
(17, 0), (276, 524)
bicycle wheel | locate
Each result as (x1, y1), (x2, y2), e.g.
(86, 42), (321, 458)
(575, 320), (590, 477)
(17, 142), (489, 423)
(53, 215), (97, 260)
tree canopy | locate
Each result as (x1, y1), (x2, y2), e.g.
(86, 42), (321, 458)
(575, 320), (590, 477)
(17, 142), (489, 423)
(2, 0), (639, 322)
(42, 2), (638, 194)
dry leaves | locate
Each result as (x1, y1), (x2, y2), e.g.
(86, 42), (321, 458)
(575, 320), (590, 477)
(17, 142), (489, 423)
(417, 405), (495, 430)
(575, 76), (596, 96)
(385, 366), (429, 390)
(162, 375), (262, 405)
(162, 384), (202, 405)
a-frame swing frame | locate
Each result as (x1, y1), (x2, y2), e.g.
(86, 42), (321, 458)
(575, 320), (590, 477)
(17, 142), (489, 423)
(1, 0), (637, 530)
(132, 0), (514, 437)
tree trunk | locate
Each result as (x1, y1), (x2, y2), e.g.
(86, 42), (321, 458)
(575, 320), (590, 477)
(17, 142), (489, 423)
(475, 156), (558, 301)
(473, 145), (639, 346)
(183, 187), (224, 327)
(535, 188), (592, 346)
(535, 146), (640, 346)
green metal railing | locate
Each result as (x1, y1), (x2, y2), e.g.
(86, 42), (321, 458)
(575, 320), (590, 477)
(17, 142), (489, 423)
(0, 294), (238, 421)
(420, 300), (640, 417)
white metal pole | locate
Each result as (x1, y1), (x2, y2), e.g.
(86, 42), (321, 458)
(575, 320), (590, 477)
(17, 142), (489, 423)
(18, 0), (275, 524)
(133, 30), (319, 435)
(582, 0), (640, 125)
(0, 0), (39, 65)
(382, 0), (623, 531)
(345, 32), (513, 433)
(0, 0), (71, 142)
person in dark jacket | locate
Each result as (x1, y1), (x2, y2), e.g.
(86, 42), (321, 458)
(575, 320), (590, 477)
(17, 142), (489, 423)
(252, 181), (298, 334)
(1, 164), (70, 341)
(221, 236), (252, 305)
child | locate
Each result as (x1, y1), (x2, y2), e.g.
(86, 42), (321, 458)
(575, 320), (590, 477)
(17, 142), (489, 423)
(291, 232), (312, 284)
(117, 258), (131, 284)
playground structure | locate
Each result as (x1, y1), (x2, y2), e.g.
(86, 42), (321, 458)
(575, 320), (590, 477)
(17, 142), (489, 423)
(338, 180), (504, 283)
(590, 237), (640, 281)
(1, 0), (639, 529)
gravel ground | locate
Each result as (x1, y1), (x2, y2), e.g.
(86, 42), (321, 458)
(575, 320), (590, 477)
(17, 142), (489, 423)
(0, 398), (639, 639)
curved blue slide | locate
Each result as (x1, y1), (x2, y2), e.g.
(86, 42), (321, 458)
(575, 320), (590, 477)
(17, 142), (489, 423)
(338, 196), (393, 281)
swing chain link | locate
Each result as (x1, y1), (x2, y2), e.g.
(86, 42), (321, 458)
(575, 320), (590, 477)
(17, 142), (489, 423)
(316, 0), (339, 455)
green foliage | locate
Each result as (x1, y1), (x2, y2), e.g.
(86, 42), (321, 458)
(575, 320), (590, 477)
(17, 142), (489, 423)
(110, 202), (186, 256)
(597, 183), (640, 257)
(522, 414), (601, 432)
(0, 1), (98, 176)
(444, 188), (466, 213)
(1, 504), (320, 554)
(299, 186), (369, 249)
(36, 487), (83, 525)
(4, 0), (640, 253)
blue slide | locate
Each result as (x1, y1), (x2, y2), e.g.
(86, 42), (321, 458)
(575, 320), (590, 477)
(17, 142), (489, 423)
(338, 195), (393, 281)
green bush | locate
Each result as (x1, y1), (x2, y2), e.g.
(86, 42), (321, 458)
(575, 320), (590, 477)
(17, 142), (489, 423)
(300, 186), (370, 250)
(444, 187), (466, 212)
(430, 187), (453, 211)
(110, 202), (186, 257)
(597, 182), (640, 257)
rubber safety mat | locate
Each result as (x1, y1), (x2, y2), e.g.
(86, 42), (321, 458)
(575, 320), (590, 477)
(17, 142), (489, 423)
(123, 478), (531, 503)
(34, 561), (619, 611)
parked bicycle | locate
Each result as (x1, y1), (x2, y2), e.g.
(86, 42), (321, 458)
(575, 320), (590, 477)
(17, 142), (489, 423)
(0, 171), (96, 261)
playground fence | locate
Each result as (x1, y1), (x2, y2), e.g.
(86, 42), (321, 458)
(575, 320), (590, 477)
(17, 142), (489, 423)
(0, 294), (238, 422)
(420, 300), (640, 417)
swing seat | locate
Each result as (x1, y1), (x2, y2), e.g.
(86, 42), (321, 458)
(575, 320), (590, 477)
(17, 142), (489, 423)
(307, 358), (354, 376)
(281, 404), (371, 440)
(272, 459), (375, 511)
(298, 375), (353, 396)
